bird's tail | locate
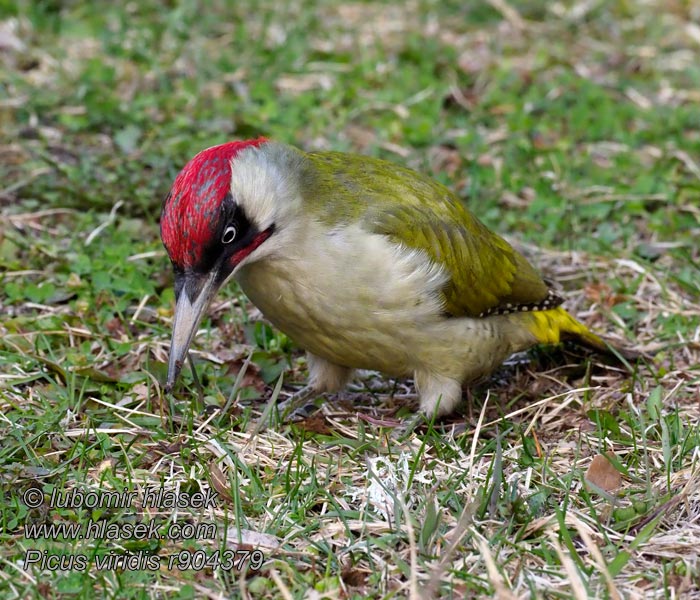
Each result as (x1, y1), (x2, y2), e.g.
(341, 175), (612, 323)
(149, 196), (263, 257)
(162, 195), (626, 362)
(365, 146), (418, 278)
(521, 306), (639, 362)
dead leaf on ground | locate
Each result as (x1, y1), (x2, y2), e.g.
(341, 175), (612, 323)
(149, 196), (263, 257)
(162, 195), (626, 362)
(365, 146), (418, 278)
(428, 144), (462, 177)
(224, 527), (280, 551)
(141, 438), (185, 468)
(585, 452), (622, 492)
(584, 282), (626, 308)
(208, 460), (234, 504)
(344, 124), (377, 151)
(295, 413), (332, 435)
(89, 458), (117, 480)
(341, 561), (369, 587)
(224, 358), (266, 394)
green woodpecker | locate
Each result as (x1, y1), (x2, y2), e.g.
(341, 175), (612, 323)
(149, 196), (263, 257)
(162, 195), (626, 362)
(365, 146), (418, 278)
(160, 138), (623, 417)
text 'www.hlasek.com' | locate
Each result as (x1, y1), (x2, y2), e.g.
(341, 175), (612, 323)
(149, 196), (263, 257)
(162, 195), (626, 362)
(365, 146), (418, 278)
(21, 486), (266, 572)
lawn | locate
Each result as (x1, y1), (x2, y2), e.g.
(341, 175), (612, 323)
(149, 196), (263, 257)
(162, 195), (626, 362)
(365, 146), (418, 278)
(1, 0), (699, 598)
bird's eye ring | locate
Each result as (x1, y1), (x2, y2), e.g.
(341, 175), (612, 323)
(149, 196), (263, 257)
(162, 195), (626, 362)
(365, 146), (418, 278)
(222, 224), (237, 244)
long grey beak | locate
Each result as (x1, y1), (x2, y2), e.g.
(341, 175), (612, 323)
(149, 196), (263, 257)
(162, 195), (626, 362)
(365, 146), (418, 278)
(165, 271), (219, 391)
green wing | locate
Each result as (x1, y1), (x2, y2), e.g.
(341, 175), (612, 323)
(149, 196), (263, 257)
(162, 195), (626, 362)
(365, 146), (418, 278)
(304, 150), (552, 318)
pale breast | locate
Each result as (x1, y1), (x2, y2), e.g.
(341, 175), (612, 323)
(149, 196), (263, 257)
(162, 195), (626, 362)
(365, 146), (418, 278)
(235, 221), (448, 374)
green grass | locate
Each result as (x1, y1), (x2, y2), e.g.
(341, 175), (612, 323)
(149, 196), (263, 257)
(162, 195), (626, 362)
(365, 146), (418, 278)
(1, 0), (699, 598)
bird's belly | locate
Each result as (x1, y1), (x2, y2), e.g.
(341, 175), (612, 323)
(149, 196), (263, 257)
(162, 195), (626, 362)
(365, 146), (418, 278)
(235, 226), (526, 382)
(236, 227), (454, 375)
(237, 265), (422, 375)
(241, 272), (521, 384)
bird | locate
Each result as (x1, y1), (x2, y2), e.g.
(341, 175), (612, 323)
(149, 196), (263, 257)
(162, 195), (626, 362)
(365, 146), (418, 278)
(160, 138), (632, 418)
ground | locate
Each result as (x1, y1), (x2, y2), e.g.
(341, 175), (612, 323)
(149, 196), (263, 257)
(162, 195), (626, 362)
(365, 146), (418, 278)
(1, 0), (699, 598)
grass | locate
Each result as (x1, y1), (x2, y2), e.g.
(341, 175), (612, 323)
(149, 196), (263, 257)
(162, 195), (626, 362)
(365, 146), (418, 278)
(1, 0), (699, 597)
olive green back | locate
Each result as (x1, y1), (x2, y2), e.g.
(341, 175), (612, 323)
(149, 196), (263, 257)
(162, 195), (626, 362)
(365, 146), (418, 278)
(300, 150), (551, 318)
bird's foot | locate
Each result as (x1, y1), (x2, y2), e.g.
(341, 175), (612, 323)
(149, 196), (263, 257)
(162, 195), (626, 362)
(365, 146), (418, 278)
(277, 385), (323, 422)
(389, 412), (426, 442)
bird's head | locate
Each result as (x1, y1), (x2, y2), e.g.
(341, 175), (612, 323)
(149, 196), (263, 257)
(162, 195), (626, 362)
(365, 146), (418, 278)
(160, 138), (302, 390)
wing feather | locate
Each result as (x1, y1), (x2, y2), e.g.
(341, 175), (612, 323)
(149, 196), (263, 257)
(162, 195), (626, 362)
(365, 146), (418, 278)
(305, 150), (554, 318)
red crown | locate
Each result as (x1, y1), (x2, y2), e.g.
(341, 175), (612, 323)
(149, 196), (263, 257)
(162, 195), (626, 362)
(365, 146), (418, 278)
(160, 138), (267, 268)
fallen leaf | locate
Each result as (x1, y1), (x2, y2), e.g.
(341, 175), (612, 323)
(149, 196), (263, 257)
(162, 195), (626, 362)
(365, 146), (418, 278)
(295, 413), (332, 435)
(585, 452), (622, 492)
(341, 562), (368, 587)
(344, 124), (377, 151)
(224, 358), (266, 394)
(208, 460), (234, 504)
(141, 438), (185, 468)
(584, 282), (625, 307)
(224, 527), (280, 550)
(428, 144), (462, 177)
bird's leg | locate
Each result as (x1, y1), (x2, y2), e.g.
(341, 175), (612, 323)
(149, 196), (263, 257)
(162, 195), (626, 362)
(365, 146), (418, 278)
(392, 371), (463, 441)
(415, 370), (463, 418)
(278, 353), (352, 421)
(307, 352), (353, 393)
(390, 411), (426, 442)
(277, 385), (323, 421)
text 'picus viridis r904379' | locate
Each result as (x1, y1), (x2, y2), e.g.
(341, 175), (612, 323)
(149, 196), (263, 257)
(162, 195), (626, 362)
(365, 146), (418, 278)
(160, 139), (629, 417)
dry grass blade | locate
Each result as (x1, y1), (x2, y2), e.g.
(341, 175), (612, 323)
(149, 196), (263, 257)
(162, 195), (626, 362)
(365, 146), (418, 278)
(573, 520), (621, 600)
(548, 532), (588, 600)
(475, 535), (518, 600)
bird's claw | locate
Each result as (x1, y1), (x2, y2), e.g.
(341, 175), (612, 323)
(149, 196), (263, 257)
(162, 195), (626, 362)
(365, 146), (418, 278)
(389, 412), (425, 442)
(278, 385), (322, 422)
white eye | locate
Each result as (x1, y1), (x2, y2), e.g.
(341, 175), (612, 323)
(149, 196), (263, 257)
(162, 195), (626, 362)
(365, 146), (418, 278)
(222, 224), (237, 244)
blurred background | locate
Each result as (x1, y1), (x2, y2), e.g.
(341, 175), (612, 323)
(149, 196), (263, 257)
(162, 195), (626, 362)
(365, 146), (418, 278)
(3, 0), (699, 250)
